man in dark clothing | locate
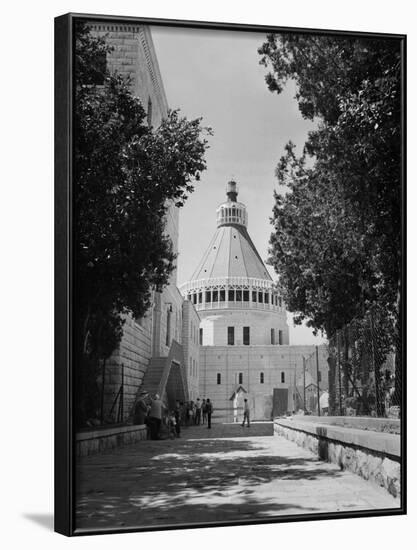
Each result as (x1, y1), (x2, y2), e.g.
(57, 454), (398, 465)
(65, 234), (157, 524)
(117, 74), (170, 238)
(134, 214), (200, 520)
(206, 398), (213, 429)
(133, 392), (148, 425)
(195, 398), (202, 425)
(149, 393), (164, 439)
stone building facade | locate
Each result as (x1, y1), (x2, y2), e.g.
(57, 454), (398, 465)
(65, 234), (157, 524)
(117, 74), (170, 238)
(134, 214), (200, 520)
(87, 22), (199, 421)
(180, 181), (328, 422)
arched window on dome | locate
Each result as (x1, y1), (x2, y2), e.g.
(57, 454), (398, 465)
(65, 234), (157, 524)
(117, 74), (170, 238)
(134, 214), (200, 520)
(205, 290), (212, 303)
(243, 290), (249, 302)
(252, 291), (257, 302)
(220, 290), (225, 302)
(213, 290), (218, 302)
(228, 289), (235, 302)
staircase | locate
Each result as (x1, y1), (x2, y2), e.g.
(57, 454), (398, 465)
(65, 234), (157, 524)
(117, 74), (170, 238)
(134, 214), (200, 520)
(141, 357), (166, 397)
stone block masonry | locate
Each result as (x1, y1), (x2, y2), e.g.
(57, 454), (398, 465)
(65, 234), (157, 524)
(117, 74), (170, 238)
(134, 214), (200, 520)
(274, 416), (401, 498)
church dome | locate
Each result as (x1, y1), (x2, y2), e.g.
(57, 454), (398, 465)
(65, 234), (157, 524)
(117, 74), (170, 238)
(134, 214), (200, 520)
(179, 180), (284, 315)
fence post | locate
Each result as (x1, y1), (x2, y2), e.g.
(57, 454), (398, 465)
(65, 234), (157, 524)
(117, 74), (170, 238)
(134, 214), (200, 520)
(337, 330), (342, 415)
(370, 313), (382, 416)
(316, 346), (321, 416)
(100, 358), (106, 425)
(303, 356), (306, 412)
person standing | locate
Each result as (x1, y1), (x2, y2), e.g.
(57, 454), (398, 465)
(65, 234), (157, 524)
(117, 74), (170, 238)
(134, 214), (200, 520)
(133, 391), (148, 425)
(195, 398), (202, 425)
(149, 393), (164, 440)
(202, 398), (207, 425)
(206, 398), (213, 429)
(241, 398), (250, 427)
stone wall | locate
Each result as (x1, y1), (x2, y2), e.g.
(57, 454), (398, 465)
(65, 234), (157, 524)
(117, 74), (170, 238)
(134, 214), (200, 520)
(274, 417), (401, 498)
(182, 300), (201, 401)
(76, 424), (147, 457)
(199, 345), (328, 422)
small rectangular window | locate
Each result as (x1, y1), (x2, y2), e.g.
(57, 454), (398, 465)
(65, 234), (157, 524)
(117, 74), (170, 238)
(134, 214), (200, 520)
(278, 330), (283, 345)
(217, 372), (221, 385)
(220, 290), (225, 302)
(228, 289), (235, 302)
(228, 326), (235, 345)
(243, 290), (249, 302)
(265, 293), (269, 304)
(260, 372), (264, 384)
(271, 328), (275, 345)
(198, 292), (202, 303)
(213, 290), (218, 302)
(281, 371), (285, 383)
(258, 292), (263, 303)
(243, 326), (250, 345)
(199, 328), (203, 345)
(238, 372), (243, 385)
(166, 310), (171, 346)
(206, 291), (212, 303)
(236, 289), (242, 301)
(252, 290), (257, 302)
(193, 293), (197, 305)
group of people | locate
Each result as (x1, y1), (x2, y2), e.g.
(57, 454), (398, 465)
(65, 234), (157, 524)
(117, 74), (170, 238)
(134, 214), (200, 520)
(133, 392), (214, 440)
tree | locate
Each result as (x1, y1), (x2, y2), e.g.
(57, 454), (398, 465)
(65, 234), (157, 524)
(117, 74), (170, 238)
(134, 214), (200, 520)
(258, 35), (402, 336)
(74, 25), (211, 425)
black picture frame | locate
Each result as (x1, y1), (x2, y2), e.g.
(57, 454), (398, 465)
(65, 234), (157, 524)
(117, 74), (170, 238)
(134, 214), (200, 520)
(55, 12), (407, 536)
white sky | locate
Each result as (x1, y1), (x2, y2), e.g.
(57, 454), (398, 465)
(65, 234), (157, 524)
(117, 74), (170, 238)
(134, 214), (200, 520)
(151, 25), (326, 346)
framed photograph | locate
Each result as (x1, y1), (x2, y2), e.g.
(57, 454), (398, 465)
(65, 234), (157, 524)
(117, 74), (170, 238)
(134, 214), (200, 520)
(55, 12), (406, 536)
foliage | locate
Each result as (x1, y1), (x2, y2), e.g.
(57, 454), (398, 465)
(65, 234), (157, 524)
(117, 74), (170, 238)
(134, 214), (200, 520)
(74, 24), (211, 425)
(259, 34), (402, 336)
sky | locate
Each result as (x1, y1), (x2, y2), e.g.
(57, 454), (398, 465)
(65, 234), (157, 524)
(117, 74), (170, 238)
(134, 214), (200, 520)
(151, 26), (326, 346)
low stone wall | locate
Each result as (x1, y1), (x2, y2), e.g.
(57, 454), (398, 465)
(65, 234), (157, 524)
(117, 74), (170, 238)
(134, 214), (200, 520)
(274, 417), (401, 498)
(76, 424), (147, 457)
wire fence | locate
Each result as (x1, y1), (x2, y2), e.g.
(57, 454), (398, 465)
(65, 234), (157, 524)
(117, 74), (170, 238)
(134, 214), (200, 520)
(326, 308), (401, 418)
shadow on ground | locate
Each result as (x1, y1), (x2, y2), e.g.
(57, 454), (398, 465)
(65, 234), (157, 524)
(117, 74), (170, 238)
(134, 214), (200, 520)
(75, 432), (342, 530)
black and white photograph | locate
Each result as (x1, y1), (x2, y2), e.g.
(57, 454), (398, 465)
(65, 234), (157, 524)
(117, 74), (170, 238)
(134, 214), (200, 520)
(56, 10), (405, 537)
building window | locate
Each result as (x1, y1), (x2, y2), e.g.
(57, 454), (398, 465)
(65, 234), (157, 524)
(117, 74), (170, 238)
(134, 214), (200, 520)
(166, 309), (171, 346)
(252, 290), (257, 302)
(243, 326), (250, 345)
(213, 290), (218, 302)
(193, 293), (197, 305)
(198, 292), (202, 303)
(258, 292), (263, 303)
(279, 297), (283, 307)
(236, 289), (242, 301)
(281, 371), (285, 383)
(278, 330), (283, 345)
(199, 328), (203, 345)
(265, 293), (269, 304)
(205, 290), (212, 303)
(243, 290), (249, 302)
(227, 326), (235, 345)
(260, 372), (264, 384)
(217, 373), (221, 385)
(271, 328), (275, 345)
(228, 289), (235, 302)
(220, 290), (225, 302)
(238, 372), (243, 384)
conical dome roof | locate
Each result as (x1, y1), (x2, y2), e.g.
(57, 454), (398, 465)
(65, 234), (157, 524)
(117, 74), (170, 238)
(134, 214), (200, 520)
(190, 180), (271, 282)
(190, 224), (271, 281)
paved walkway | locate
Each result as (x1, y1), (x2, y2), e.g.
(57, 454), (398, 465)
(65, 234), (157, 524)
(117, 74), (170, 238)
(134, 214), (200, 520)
(76, 422), (399, 531)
